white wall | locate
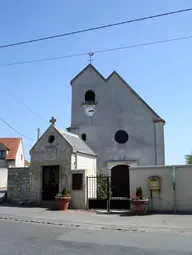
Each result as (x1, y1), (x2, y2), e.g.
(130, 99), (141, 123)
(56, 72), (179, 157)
(75, 153), (97, 199)
(71, 153), (76, 170)
(175, 165), (192, 211)
(76, 152), (96, 176)
(0, 168), (8, 189)
(15, 141), (25, 167)
(71, 169), (88, 209)
(130, 165), (192, 212)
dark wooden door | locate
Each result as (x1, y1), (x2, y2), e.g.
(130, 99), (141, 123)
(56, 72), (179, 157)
(42, 166), (59, 201)
(111, 165), (130, 198)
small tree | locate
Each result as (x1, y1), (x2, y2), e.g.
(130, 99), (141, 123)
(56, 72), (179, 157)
(185, 154), (192, 164)
(97, 175), (112, 200)
(136, 186), (143, 199)
(61, 187), (70, 196)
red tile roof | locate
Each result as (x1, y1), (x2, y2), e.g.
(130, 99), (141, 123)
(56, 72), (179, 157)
(25, 160), (30, 166)
(0, 138), (21, 160)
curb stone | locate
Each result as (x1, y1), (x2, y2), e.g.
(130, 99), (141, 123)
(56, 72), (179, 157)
(0, 215), (146, 233)
(0, 215), (192, 235)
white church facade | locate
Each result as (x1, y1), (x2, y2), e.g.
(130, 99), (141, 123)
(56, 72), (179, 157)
(67, 64), (165, 174)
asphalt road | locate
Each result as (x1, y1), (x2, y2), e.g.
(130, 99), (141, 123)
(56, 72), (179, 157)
(0, 220), (192, 255)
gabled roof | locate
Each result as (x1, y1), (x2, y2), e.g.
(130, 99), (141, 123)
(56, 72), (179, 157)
(70, 64), (106, 84)
(70, 64), (165, 122)
(30, 125), (96, 157)
(57, 129), (96, 156)
(0, 138), (21, 159)
(0, 143), (9, 151)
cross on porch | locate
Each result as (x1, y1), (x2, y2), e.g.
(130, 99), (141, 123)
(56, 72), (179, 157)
(49, 116), (56, 126)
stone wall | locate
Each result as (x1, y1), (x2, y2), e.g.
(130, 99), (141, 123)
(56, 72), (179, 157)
(7, 167), (30, 204)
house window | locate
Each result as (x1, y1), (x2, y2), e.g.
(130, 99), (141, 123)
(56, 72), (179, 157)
(81, 133), (86, 141)
(72, 173), (83, 190)
(21, 154), (23, 160)
(85, 90), (95, 102)
(0, 150), (6, 159)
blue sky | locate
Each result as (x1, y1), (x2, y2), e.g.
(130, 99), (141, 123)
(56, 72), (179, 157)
(0, 0), (192, 164)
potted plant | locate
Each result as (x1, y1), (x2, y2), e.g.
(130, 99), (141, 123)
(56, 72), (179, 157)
(131, 186), (149, 215)
(55, 187), (71, 211)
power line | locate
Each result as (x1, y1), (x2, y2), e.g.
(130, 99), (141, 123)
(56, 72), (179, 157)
(0, 52), (89, 67)
(1, 34), (192, 67)
(94, 35), (192, 54)
(0, 117), (36, 141)
(0, 83), (49, 124)
(0, 84), (63, 132)
(1, 7), (192, 49)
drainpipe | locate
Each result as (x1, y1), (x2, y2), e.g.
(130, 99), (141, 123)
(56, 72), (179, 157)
(172, 165), (176, 213)
(75, 153), (78, 170)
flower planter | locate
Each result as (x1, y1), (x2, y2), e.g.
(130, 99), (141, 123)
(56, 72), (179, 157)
(55, 197), (71, 211)
(131, 200), (149, 215)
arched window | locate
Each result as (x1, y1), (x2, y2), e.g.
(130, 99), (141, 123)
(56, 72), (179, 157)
(85, 90), (95, 102)
(81, 133), (86, 141)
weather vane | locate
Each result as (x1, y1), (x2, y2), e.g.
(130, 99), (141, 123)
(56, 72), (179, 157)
(88, 52), (94, 64)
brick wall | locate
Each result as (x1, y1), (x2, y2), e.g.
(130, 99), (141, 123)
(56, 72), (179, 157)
(7, 167), (30, 204)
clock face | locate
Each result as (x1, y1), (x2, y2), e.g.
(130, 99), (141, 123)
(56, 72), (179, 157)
(84, 106), (96, 117)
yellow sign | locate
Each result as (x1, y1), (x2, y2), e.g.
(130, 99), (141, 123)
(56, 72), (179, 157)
(148, 176), (161, 190)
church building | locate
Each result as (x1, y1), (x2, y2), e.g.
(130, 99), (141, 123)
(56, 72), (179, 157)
(26, 64), (165, 207)
(67, 64), (165, 175)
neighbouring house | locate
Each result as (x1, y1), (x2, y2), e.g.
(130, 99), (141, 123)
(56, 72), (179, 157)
(0, 138), (26, 168)
(25, 160), (30, 167)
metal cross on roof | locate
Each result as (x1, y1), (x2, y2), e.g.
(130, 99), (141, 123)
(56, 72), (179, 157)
(49, 116), (56, 126)
(88, 52), (94, 63)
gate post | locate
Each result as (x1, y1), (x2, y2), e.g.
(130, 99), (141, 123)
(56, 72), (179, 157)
(107, 176), (110, 212)
(87, 176), (89, 210)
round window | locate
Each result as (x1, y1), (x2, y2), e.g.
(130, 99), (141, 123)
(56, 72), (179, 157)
(48, 135), (55, 143)
(115, 130), (129, 144)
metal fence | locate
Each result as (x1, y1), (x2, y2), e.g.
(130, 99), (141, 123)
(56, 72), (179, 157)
(87, 175), (130, 210)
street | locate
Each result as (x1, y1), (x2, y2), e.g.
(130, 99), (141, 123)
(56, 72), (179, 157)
(0, 220), (192, 254)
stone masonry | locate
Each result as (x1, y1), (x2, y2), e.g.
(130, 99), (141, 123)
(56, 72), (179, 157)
(7, 167), (30, 204)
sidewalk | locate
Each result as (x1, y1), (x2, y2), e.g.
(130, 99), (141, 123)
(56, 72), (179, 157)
(0, 205), (192, 234)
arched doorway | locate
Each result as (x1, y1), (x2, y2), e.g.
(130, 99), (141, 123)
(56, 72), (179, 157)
(111, 165), (130, 209)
